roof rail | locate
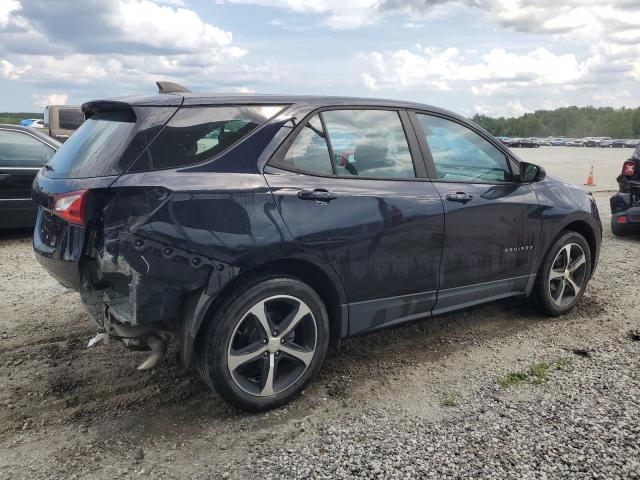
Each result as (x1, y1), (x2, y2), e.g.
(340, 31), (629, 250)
(156, 81), (191, 94)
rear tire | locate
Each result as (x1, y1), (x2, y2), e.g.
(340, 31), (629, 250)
(534, 231), (592, 317)
(196, 275), (329, 411)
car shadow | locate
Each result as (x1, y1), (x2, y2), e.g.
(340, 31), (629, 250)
(0, 227), (33, 243)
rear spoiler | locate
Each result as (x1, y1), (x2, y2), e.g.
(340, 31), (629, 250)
(81, 100), (134, 119)
(156, 81), (191, 94)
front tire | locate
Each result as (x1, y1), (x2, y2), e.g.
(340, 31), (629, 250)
(534, 231), (591, 317)
(197, 275), (329, 411)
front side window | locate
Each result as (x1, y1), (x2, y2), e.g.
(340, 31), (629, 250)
(0, 130), (55, 167)
(278, 115), (333, 175)
(322, 110), (415, 179)
(416, 114), (511, 182)
(130, 105), (285, 172)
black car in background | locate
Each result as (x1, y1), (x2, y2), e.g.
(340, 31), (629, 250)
(32, 84), (602, 410)
(610, 145), (640, 236)
(600, 139), (636, 148)
(0, 124), (59, 228)
(503, 137), (540, 148)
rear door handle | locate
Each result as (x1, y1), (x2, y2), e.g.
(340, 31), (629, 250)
(298, 189), (337, 202)
(446, 192), (474, 204)
(0, 173), (10, 180)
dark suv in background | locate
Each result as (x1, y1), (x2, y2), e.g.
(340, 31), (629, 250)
(610, 145), (640, 236)
(32, 83), (601, 410)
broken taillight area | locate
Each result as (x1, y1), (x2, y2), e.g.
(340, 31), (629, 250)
(52, 189), (89, 225)
(623, 160), (636, 177)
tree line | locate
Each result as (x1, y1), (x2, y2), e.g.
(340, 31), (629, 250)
(472, 106), (640, 139)
(0, 112), (42, 125)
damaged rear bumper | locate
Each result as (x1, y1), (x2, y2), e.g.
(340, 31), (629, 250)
(84, 231), (238, 327)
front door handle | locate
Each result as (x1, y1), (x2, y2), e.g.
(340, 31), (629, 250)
(298, 189), (337, 202)
(446, 192), (474, 204)
(0, 173), (10, 180)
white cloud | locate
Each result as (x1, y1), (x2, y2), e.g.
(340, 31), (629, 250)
(114, 0), (233, 51)
(222, 86), (256, 93)
(32, 93), (68, 107)
(0, 0), (20, 27)
(485, 1), (640, 44)
(224, 0), (382, 29)
(225, 0), (475, 29)
(231, 0), (640, 40)
(540, 100), (570, 111)
(474, 100), (530, 118)
(358, 46), (586, 93)
(0, 59), (30, 79)
(0, 0), (278, 96)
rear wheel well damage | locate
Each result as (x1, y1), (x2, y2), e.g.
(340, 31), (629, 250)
(184, 258), (347, 369)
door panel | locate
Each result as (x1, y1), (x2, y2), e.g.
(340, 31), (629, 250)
(411, 112), (543, 312)
(265, 166), (444, 334)
(436, 182), (540, 288)
(432, 182), (541, 313)
(0, 166), (39, 200)
(266, 108), (445, 334)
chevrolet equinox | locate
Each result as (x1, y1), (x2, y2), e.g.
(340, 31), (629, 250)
(32, 82), (602, 411)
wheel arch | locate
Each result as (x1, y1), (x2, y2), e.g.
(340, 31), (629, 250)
(180, 256), (348, 369)
(246, 257), (349, 346)
(561, 219), (598, 276)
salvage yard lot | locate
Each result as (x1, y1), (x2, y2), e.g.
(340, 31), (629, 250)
(1, 148), (639, 479)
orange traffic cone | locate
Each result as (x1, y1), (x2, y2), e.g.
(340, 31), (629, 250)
(584, 164), (595, 186)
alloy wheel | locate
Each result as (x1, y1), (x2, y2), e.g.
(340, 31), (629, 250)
(548, 243), (587, 307)
(227, 295), (317, 397)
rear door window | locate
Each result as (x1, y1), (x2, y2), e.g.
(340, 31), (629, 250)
(321, 110), (415, 179)
(129, 105), (285, 172)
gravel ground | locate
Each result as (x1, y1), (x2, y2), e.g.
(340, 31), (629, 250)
(246, 339), (640, 479)
(1, 184), (639, 479)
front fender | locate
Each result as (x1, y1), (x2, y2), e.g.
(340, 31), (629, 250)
(533, 180), (602, 279)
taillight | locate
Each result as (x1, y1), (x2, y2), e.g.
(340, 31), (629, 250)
(617, 215), (628, 224)
(52, 190), (89, 225)
(623, 160), (636, 177)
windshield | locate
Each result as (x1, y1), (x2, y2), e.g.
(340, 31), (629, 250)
(45, 110), (136, 179)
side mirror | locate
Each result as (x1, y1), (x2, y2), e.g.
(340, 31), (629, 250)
(520, 162), (546, 183)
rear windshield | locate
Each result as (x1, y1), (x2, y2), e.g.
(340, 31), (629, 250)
(45, 110), (136, 179)
(128, 105), (285, 172)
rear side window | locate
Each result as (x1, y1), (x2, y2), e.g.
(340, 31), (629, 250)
(129, 105), (285, 172)
(322, 110), (415, 179)
(58, 109), (85, 130)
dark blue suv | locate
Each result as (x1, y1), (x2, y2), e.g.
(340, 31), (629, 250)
(610, 146), (640, 236)
(32, 84), (601, 410)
